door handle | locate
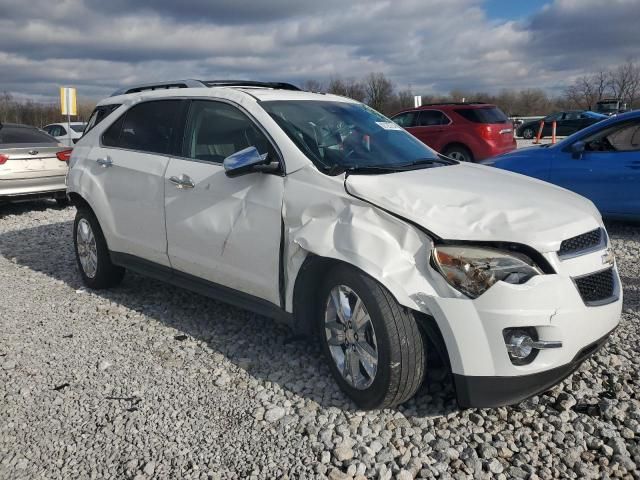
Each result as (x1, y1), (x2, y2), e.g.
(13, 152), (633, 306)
(96, 157), (113, 168)
(169, 174), (195, 189)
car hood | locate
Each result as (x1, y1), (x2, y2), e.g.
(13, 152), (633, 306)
(485, 144), (552, 164)
(344, 163), (602, 253)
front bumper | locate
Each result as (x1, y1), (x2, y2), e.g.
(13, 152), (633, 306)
(419, 244), (622, 408)
(454, 328), (614, 407)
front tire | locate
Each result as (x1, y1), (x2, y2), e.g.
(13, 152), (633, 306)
(73, 208), (124, 289)
(319, 265), (426, 409)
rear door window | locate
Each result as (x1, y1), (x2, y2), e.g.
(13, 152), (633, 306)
(102, 100), (183, 154)
(455, 107), (509, 124)
(0, 126), (58, 145)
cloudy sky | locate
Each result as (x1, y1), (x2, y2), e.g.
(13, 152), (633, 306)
(1, 0), (639, 102)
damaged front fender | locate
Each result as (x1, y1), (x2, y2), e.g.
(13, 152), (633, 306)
(282, 166), (454, 317)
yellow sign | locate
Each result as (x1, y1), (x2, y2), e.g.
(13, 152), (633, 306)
(60, 87), (77, 116)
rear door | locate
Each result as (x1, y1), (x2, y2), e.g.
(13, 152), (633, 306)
(551, 118), (640, 216)
(85, 99), (185, 265)
(164, 99), (284, 304)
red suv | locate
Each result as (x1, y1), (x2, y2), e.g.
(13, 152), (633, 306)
(391, 103), (516, 162)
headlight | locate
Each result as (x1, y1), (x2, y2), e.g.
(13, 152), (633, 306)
(432, 245), (543, 298)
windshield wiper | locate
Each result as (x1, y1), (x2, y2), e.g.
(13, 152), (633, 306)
(396, 156), (456, 167)
(323, 157), (454, 176)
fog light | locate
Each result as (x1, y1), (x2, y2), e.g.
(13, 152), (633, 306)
(506, 332), (534, 359)
(503, 327), (563, 366)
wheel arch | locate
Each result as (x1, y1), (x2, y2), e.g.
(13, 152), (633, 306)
(68, 192), (93, 212)
(291, 253), (453, 371)
(442, 142), (474, 161)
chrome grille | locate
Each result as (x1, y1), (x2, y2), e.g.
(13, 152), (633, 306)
(574, 267), (617, 306)
(558, 228), (604, 259)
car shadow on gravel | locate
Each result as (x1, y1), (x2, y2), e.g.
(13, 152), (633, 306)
(0, 199), (69, 219)
(0, 219), (458, 417)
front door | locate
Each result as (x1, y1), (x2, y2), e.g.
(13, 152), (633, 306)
(551, 118), (640, 216)
(164, 100), (284, 304)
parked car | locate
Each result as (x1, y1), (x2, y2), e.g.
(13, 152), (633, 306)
(43, 122), (87, 146)
(516, 111), (607, 139)
(67, 80), (620, 409)
(391, 102), (516, 162)
(486, 110), (640, 220)
(0, 122), (72, 205)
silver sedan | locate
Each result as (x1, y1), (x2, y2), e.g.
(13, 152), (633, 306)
(0, 122), (72, 205)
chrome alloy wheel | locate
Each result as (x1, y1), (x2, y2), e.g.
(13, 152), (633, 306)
(76, 218), (98, 278)
(447, 150), (468, 161)
(324, 285), (378, 390)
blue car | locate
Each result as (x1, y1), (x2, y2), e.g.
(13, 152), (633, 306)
(486, 110), (640, 220)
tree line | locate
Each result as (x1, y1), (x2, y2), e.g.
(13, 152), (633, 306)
(1, 60), (638, 128)
(0, 92), (95, 127)
(304, 60), (639, 117)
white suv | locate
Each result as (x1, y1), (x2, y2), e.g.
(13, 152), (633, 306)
(67, 80), (621, 409)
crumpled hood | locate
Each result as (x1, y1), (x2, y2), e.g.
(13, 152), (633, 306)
(345, 163), (602, 253)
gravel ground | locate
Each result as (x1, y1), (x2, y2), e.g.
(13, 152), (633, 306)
(1, 201), (639, 480)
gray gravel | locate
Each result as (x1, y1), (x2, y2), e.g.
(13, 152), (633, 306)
(1, 201), (639, 479)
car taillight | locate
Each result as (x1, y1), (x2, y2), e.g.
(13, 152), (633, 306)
(56, 149), (73, 162)
(478, 125), (493, 140)
(0, 154), (8, 165)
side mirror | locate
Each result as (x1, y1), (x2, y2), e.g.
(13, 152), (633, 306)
(223, 146), (279, 178)
(570, 141), (585, 159)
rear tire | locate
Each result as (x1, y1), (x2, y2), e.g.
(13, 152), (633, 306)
(318, 265), (426, 409)
(521, 128), (535, 139)
(443, 145), (473, 162)
(73, 208), (124, 289)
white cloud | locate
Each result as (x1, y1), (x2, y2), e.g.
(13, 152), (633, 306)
(0, 0), (638, 102)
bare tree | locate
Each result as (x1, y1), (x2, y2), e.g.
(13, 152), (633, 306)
(609, 60), (640, 108)
(327, 77), (367, 102)
(364, 72), (394, 113)
(301, 79), (324, 92)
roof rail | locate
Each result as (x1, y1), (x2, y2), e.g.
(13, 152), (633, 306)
(202, 80), (301, 91)
(110, 79), (207, 97)
(110, 79), (302, 97)
(420, 102), (489, 107)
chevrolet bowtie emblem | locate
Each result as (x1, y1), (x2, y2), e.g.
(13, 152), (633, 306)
(601, 248), (615, 267)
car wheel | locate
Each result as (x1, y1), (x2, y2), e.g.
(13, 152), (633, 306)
(443, 145), (473, 162)
(73, 208), (124, 289)
(319, 265), (426, 409)
(522, 128), (535, 139)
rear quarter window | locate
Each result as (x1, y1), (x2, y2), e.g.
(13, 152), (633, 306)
(454, 107), (509, 124)
(0, 126), (58, 145)
(83, 104), (121, 135)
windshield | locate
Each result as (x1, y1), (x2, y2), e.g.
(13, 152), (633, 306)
(261, 100), (446, 172)
(70, 124), (86, 133)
